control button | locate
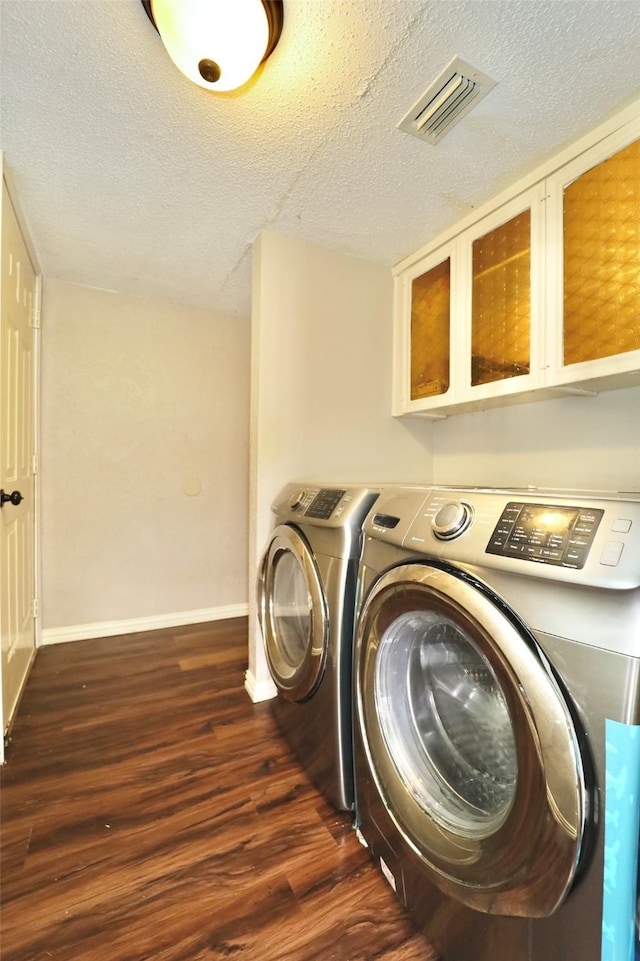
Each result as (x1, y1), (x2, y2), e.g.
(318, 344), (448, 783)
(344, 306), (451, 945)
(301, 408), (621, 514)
(574, 523), (596, 535)
(504, 543), (522, 554)
(611, 518), (632, 534)
(432, 501), (473, 540)
(568, 536), (590, 548)
(600, 541), (624, 567)
(565, 549), (586, 565)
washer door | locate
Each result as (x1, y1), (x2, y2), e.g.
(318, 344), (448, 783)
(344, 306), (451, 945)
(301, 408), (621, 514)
(258, 524), (328, 702)
(356, 562), (593, 918)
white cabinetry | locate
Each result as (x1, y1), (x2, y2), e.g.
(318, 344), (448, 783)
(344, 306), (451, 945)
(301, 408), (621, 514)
(393, 105), (640, 418)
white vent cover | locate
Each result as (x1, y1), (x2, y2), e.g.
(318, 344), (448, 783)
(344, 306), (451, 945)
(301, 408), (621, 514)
(397, 56), (497, 145)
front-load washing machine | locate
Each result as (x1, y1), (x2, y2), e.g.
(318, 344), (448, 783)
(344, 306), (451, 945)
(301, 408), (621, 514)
(258, 482), (379, 811)
(353, 485), (640, 961)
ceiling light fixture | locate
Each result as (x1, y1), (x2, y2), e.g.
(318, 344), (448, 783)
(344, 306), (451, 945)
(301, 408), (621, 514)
(141, 0), (284, 92)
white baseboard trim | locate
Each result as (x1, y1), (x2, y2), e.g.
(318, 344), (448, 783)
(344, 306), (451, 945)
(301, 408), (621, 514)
(40, 604), (249, 646)
(244, 669), (277, 703)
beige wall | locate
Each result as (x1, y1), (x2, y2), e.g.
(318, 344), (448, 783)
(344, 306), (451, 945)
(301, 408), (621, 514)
(247, 231), (436, 697)
(41, 279), (250, 637)
(433, 386), (640, 491)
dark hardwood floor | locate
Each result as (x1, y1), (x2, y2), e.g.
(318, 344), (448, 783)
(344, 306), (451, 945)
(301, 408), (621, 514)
(1, 618), (438, 961)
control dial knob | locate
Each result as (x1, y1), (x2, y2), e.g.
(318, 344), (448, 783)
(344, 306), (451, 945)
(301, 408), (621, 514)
(432, 501), (473, 540)
(289, 489), (307, 511)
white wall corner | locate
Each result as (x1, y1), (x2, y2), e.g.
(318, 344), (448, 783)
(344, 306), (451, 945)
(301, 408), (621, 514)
(244, 667), (277, 703)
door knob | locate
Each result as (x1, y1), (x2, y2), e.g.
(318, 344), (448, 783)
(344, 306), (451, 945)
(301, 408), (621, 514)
(0, 489), (23, 507)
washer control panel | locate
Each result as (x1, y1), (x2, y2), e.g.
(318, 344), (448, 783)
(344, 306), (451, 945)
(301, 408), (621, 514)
(486, 502), (604, 569)
(395, 486), (640, 590)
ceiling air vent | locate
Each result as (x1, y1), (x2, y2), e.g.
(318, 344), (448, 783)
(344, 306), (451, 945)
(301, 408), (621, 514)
(397, 56), (497, 145)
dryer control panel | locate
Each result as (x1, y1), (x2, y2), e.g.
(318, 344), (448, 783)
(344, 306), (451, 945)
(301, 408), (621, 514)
(305, 488), (347, 519)
(271, 482), (381, 531)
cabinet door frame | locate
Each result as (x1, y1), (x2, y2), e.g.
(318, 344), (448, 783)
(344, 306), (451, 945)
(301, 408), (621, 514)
(544, 115), (640, 392)
(455, 183), (547, 407)
(392, 239), (460, 417)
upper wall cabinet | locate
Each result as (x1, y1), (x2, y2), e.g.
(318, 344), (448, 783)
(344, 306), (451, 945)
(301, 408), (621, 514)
(393, 107), (640, 418)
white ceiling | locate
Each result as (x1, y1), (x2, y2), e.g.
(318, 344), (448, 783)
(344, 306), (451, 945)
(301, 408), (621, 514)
(2, 0), (640, 318)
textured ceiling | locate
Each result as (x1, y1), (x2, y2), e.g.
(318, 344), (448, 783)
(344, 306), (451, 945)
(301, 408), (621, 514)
(2, 0), (640, 317)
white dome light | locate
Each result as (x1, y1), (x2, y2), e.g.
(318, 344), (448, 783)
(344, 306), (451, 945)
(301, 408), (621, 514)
(143, 0), (283, 93)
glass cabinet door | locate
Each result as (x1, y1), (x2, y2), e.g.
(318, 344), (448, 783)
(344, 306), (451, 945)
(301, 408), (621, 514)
(459, 184), (544, 403)
(545, 121), (640, 388)
(470, 208), (532, 387)
(563, 136), (640, 366)
(410, 254), (451, 401)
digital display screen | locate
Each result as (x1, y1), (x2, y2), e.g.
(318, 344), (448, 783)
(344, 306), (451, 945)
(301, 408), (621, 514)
(517, 506), (579, 537)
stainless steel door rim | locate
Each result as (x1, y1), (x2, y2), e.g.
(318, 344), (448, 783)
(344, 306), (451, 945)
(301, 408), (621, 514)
(258, 524), (328, 702)
(356, 562), (592, 918)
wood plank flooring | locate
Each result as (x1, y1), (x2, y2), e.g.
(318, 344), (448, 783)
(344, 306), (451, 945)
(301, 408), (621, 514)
(0, 618), (438, 961)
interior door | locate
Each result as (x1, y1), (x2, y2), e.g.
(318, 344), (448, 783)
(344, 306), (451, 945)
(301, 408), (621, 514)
(257, 524), (328, 702)
(1, 178), (38, 758)
(356, 562), (593, 918)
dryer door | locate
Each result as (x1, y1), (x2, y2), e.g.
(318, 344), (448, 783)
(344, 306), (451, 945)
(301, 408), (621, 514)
(258, 524), (328, 702)
(356, 562), (593, 918)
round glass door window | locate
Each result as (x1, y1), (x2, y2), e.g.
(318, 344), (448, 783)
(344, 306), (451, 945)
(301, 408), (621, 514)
(375, 609), (518, 839)
(271, 549), (312, 676)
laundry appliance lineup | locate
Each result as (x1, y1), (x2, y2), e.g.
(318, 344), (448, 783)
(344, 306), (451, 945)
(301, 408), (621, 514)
(257, 482), (640, 961)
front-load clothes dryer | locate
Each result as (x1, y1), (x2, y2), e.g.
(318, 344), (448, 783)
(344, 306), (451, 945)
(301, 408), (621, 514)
(353, 485), (640, 961)
(258, 482), (379, 811)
